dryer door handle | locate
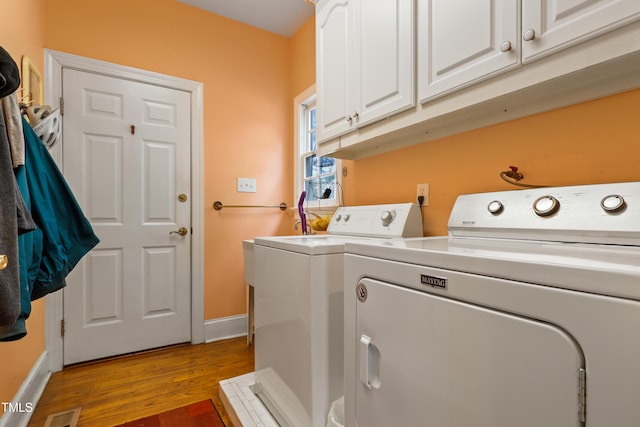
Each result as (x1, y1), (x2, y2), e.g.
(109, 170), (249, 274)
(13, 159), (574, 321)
(359, 335), (381, 390)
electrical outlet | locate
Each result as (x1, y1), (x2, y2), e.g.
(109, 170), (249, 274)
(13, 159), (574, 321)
(417, 183), (429, 206)
(237, 177), (257, 193)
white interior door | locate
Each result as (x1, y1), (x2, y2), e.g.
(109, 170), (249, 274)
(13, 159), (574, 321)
(61, 68), (192, 365)
(355, 278), (584, 427)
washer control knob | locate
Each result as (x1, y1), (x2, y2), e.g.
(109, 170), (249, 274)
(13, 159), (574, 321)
(343, 214), (351, 222)
(335, 214), (342, 222)
(601, 194), (626, 213)
(533, 195), (560, 217)
(381, 210), (396, 226)
(487, 200), (504, 215)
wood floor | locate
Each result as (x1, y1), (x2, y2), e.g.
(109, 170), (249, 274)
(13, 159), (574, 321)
(28, 337), (254, 427)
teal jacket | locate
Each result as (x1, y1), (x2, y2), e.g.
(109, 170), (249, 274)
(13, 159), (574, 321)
(0, 117), (99, 341)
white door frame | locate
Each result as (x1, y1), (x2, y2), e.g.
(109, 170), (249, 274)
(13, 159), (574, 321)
(43, 49), (205, 371)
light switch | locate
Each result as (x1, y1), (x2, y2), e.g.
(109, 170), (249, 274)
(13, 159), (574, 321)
(237, 177), (257, 193)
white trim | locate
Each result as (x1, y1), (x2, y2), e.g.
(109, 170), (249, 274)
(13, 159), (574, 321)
(43, 49), (205, 371)
(0, 351), (50, 427)
(293, 84), (316, 204)
(294, 84), (342, 210)
(204, 315), (248, 343)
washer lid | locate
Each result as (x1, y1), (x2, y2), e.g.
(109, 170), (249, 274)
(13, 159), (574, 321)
(254, 234), (374, 255)
(345, 237), (640, 300)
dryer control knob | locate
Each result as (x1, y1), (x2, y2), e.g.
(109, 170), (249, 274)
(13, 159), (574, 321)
(335, 214), (342, 222)
(381, 210), (396, 226)
(343, 214), (351, 222)
(533, 195), (560, 217)
(601, 194), (626, 213)
(487, 200), (504, 215)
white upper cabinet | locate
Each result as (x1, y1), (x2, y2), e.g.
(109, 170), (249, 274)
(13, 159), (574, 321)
(522, 0), (640, 63)
(316, 0), (415, 143)
(418, 0), (640, 103)
(357, 0), (415, 129)
(418, 0), (519, 102)
(316, 0), (353, 142)
(315, 0), (640, 159)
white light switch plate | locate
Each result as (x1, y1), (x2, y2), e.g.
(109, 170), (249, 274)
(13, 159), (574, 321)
(237, 177), (257, 193)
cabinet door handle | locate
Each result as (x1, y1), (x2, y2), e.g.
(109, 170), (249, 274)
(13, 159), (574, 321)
(500, 41), (512, 52)
(346, 111), (359, 124)
(523, 29), (536, 42)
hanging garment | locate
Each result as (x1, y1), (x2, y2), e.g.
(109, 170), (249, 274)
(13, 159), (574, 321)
(0, 46), (20, 99)
(0, 46), (22, 329)
(0, 102), (20, 327)
(0, 118), (99, 341)
(0, 160), (41, 340)
(0, 161), (40, 341)
(23, 116), (100, 299)
(1, 93), (25, 166)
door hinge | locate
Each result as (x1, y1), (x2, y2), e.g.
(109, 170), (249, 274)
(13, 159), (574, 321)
(60, 97), (64, 116)
(579, 368), (586, 423)
(60, 319), (65, 337)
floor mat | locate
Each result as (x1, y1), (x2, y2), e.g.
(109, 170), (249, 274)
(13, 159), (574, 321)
(115, 399), (225, 427)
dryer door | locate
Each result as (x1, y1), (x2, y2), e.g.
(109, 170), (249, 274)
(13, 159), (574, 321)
(355, 278), (584, 427)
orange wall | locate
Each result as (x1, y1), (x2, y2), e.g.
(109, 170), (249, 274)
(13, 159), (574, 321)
(0, 0), (46, 412)
(290, 17), (316, 97)
(344, 88), (640, 236)
(3, 1), (639, 416)
(44, 0), (301, 320)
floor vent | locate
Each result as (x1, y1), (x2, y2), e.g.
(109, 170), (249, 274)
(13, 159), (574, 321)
(43, 407), (81, 427)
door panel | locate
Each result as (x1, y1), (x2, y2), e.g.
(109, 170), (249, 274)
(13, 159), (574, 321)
(355, 278), (584, 427)
(358, 0), (415, 126)
(62, 68), (191, 364)
(316, 0), (354, 142)
(418, 0), (519, 102)
(522, 0), (640, 62)
(86, 134), (123, 222)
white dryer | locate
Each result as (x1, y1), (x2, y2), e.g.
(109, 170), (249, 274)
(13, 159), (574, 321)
(344, 183), (640, 427)
(222, 203), (422, 427)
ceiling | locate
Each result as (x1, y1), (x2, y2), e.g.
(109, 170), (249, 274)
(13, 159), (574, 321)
(178, 0), (315, 38)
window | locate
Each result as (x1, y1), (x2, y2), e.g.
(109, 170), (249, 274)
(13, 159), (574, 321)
(295, 85), (340, 207)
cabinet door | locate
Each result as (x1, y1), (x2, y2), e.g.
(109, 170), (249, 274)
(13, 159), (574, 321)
(316, 0), (356, 143)
(418, 0), (519, 103)
(356, 0), (415, 127)
(522, 0), (640, 63)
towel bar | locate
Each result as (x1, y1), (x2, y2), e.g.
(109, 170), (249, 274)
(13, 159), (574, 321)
(213, 201), (287, 211)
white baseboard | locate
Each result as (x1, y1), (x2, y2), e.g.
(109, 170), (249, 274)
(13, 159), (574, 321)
(204, 315), (248, 343)
(0, 351), (51, 427)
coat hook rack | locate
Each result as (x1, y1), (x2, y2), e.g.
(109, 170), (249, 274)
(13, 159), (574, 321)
(213, 201), (287, 211)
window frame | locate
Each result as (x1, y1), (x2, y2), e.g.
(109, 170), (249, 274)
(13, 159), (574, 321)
(294, 84), (341, 209)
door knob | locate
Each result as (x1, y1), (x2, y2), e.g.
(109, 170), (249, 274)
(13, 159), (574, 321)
(170, 227), (189, 236)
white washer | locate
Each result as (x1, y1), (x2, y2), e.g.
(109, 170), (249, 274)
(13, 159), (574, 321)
(224, 203), (422, 427)
(344, 182), (640, 427)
